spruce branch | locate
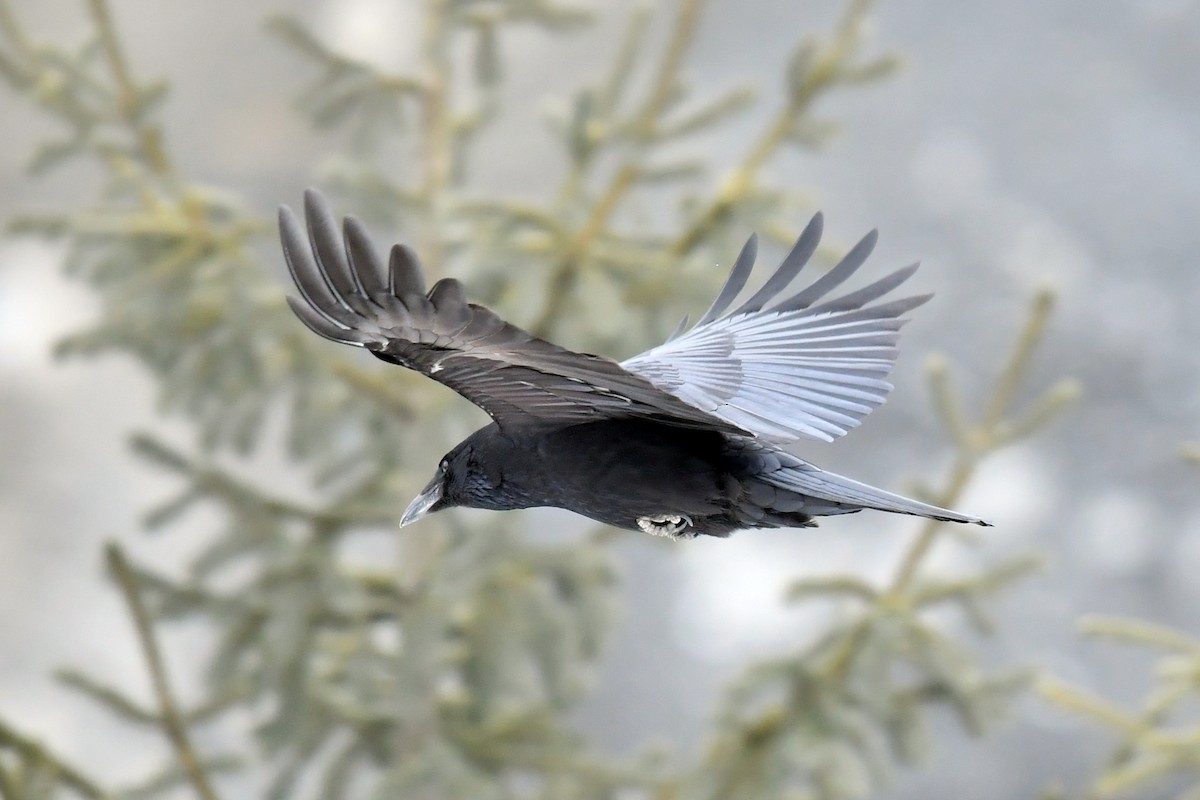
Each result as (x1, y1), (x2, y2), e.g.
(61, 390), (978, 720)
(128, 432), (384, 530)
(888, 287), (1076, 598)
(84, 0), (168, 174)
(669, 0), (898, 257)
(0, 717), (110, 800)
(531, 0), (705, 337)
(417, 0), (454, 271)
(1038, 611), (1200, 798)
(106, 544), (222, 800)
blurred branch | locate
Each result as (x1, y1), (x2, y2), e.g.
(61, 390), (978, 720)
(1037, 678), (1152, 741)
(85, 0), (170, 176)
(417, 0), (452, 271)
(889, 287), (1078, 598)
(532, 0), (704, 337)
(911, 553), (1046, 615)
(0, 717), (110, 799)
(128, 432), (381, 530)
(85, 0), (171, 179)
(530, 0), (900, 340)
(1038, 612), (1200, 798)
(1181, 443), (1200, 465)
(107, 544), (222, 800)
(670, 0), (899, 256)
(1079, 615), (1200, 654)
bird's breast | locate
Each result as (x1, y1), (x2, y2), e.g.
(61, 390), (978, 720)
(508, 420), (736, 532)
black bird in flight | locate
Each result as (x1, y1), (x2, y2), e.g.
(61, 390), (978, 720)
(280, 190), (989, 538)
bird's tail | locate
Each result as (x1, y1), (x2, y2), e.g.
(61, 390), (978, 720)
(764, 462), (991, 526)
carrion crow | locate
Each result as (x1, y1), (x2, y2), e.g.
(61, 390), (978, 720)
(280, 190), (989, 538)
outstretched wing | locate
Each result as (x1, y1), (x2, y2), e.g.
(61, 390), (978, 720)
(280, 190), (748, 434)
(622, 213), (930, 443)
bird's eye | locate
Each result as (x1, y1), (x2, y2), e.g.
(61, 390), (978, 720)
(439, 459), (450, 473)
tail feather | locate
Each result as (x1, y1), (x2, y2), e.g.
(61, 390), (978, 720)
(765, 462), (991, 526)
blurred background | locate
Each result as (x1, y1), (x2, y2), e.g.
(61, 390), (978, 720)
(2, 0), (1198, 797)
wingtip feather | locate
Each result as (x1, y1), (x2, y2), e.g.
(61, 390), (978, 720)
(695, 233), (759, 326)
(302, 187), (325, 213)
(286, 295), (366, 345)
(343, 215), (388, 296)
(389, 243), (427, 296)
(731, 212), (825, 316)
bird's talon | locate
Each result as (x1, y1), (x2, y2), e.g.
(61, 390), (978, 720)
(637, 513), (695, 539)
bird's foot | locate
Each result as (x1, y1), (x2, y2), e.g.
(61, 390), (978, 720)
(637, 513), (695, 539)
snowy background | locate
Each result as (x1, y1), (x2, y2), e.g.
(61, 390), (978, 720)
(2, 0), (1199, 796)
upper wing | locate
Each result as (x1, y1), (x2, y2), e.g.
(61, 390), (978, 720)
(280, 190), (748, 434)
(621, 213), (931, 443)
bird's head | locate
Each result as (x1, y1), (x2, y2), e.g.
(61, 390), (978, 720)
(400, 439), (505, 526)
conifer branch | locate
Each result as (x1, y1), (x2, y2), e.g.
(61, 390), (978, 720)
(107, 544), (221, 800)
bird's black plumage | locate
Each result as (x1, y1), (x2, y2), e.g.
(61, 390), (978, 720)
(280, 190), (989, 537)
